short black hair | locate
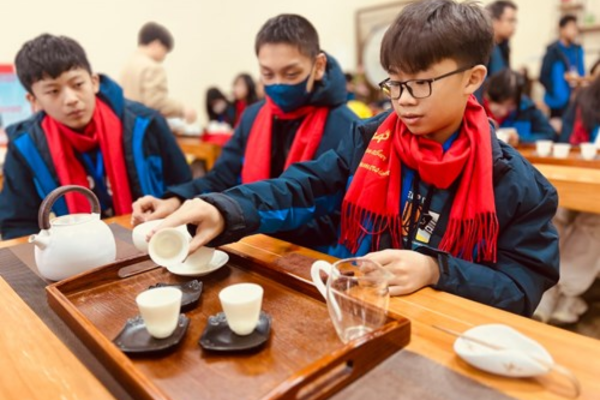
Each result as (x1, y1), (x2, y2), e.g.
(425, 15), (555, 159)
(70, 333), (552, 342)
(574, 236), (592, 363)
(255, 14), (320, 58)
(485, 68), (525, 104)
(138, 22), (174, 51)
(380, 0), (494, 74)
(559, 14), (577, 28)
(485, 0), (517, 20)
(15, 33), (92, 94)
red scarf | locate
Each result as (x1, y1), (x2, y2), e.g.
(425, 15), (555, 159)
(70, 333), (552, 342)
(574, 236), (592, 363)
(241, 97), (329, 183)
(569, 108), (590, 145)
(234, 100), (247, 127)
(340, 96), (498, 263)
(42, 98), (133, 215)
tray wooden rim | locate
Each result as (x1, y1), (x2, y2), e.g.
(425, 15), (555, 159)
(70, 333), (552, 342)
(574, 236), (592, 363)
(47, 251), (411, 400)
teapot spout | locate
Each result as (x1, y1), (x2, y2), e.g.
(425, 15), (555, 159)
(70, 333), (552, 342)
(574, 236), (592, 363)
(29, 231), (51, 250)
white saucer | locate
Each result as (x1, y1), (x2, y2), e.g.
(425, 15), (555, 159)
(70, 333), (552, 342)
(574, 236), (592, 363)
(454, 324), (554, 377)
(166, 250), (229, 277)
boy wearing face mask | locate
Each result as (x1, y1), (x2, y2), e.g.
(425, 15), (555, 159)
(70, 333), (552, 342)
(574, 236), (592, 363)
(132, 14), (359, 250)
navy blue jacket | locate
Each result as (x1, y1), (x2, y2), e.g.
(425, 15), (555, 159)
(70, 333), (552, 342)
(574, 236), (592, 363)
(500, 96), (556, 143)
(166, 54), (360, 250)
(540, 41), (585, 110)
(200, 110), (559, 317)
(0, 75), (192, 239)
(488, 41), (510, 76)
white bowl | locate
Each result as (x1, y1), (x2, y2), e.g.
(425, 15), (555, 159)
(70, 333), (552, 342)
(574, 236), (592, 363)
(454, 324), (553, 377)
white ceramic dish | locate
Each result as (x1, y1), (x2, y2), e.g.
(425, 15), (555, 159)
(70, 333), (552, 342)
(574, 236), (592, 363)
(453, 324), (554, 377)
(166, 250), (229, 277)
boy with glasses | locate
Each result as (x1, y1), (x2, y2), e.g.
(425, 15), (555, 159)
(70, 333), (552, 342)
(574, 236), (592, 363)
(153, 0), (559, 316)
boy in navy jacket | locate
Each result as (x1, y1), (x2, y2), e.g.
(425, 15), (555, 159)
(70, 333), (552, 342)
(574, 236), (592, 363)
(0, 34), (191, 239)
(484, 69), (556, 144)
(132, 14), (359, 250)
(154, 0), (559, 316)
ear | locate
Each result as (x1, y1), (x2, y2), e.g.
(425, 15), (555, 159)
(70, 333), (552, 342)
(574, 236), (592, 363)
(313, 53), (327, 81)
(91, 73), (100, 94)
(26, 92), (40, 113)
(463, 65), (487, 96)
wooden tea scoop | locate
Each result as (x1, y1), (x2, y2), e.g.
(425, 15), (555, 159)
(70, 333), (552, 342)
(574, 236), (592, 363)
(433, 325), (581, 398)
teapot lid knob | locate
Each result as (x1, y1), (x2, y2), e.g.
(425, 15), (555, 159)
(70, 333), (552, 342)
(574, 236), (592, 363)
(38, 185), (101, 230)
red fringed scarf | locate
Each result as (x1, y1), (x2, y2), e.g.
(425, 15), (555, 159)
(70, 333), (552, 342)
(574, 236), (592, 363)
(569, 108), (590, 145)
(42, 98), (133, 215)
(340, 96), (498, 263)
(241, 97), (329, 183)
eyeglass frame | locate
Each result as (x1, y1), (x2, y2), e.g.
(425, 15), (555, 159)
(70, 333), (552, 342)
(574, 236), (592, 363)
(378, 65), (476, 100)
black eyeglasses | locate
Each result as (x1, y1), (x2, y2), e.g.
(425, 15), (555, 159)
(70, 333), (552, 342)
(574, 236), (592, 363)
(379, 65), (474, 100)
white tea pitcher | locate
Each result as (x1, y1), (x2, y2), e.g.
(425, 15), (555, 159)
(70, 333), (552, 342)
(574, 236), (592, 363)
(29, 185), (116, 281)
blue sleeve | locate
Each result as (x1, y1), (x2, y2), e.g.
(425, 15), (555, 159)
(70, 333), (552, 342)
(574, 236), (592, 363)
(521, 108), (556, 142)
(427, 154), (559, 316)
(577, 47), (585, 76)
(0, 141), (43, 239)
(165, 110), (251, 200)
(199, 126), (362, 246)
(151, 114), (192, 188)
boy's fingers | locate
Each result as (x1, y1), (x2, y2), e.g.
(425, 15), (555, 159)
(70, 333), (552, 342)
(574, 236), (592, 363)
(364, 249), (397, 265)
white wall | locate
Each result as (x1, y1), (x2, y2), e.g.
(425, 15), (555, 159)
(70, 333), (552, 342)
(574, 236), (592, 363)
(1, 0), (598, 125)
(0, 0), (389, 125)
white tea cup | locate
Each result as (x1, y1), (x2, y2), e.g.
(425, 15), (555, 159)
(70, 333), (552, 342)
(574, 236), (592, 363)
(148, 228), (190, 266)
(553, 143), (571, 159)
(496, 128), (516, 144)
(136, 287), (182, 339)
(536, 140), (553, 157)
(132, 219), (189, 253)
(580, 143), (597, 161)
(219, 283), (263, 335)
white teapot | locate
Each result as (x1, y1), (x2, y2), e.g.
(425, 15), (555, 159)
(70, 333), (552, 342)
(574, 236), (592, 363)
(28, 185), (116, 281)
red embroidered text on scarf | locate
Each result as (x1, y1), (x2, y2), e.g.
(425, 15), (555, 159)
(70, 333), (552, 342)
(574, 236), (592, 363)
(340, 96), (498, 262)
(42, 98), (133, 215)
(241, 97), (329, 183)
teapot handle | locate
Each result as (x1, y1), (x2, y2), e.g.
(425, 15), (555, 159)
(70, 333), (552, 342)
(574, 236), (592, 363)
(38, 185), (101, 230)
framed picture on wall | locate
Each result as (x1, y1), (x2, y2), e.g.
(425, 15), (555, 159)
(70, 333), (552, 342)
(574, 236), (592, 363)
(355, 1), (410, 88)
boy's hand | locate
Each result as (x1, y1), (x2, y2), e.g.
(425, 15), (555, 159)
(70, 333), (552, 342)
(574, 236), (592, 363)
(131, 196), (182, 226)
(507, 130), (520, 147)
(149, 198), (225, 253)
(365, 249), (440, 296)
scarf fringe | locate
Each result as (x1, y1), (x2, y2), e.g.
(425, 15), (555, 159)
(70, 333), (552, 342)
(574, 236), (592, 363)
(439, 212), (499, 263)
(340, 201), (403, 254)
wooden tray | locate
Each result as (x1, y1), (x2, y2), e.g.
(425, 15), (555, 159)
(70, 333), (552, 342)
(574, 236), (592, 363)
(47, 251), (411, 400)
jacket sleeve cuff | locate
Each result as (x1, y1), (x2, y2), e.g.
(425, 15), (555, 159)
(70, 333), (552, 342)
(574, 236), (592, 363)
(414, 245), (450, 289)
(197, 193), (260, 246)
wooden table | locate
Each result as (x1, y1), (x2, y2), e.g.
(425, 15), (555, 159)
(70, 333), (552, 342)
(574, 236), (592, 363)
(2, 215), (600, 400)
(176, 136), (222, 171)
(222, 233), (600, 400)
(0, 276), (115, 400)
(517, 146), (600, 214)
(519, 147), (600, 169)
